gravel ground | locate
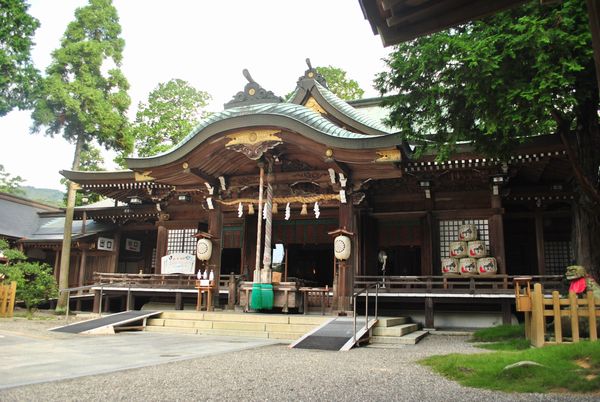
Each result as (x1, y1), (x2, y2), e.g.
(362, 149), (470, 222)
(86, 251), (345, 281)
(1, 317), (598, 402)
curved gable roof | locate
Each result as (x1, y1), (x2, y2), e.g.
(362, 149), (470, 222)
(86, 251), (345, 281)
(125, 102), (405, 169)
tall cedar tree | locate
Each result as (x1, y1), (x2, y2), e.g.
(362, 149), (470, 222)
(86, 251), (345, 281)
(0, 0), (40, 116)
(130, 79), (211, 157)
(376, 0), (600, 278)
(31, 0), (131, 310)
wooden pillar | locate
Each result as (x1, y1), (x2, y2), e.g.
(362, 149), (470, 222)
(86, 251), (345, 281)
(421, 212), (434, 276)
(93, 289), (101, 313)
(78, 247), (87, 289)
(175, 292), (183, 310)
(534, 207), (546, 276)
(208, 202), (223, 307)
(490, 194), (506, 274)
(155, 224), (168, 274)
(110, 231), (121, 273)
(242, 215), (257, 278)
(425, 297), (434, 328)
(501, 299), (512, 325)
(126, 290), (135, 311)
(338, 202), (354, 312)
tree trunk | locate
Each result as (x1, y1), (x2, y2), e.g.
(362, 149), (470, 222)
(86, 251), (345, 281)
(56, 134), (84, 312)
(572, 198), (600, 280)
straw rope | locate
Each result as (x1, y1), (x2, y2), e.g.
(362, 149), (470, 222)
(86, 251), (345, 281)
(218, 193), (340, 206)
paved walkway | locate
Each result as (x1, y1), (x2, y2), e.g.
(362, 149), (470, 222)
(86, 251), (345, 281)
(0, 325), (597, 402)
(0, 330), (278, 390)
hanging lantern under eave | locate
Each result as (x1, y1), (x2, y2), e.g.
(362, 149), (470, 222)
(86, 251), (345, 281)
(196, 238), (212, 261)
(334, 235), (351, 261)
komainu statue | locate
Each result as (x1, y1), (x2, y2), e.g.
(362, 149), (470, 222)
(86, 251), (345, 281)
(565, 265), (600, 299)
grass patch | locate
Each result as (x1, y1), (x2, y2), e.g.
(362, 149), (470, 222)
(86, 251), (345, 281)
(471, 324), (525, 342)
(477, 338), (532, 351)
(421, 341), (600, 393)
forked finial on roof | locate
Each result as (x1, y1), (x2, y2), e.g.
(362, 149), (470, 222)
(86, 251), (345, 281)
(297, 57), (327, 88)
(243, 69), (256, 84)
(224, 69), (283, 109)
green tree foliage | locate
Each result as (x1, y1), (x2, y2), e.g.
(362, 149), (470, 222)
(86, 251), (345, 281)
(0, 164), (25, 195)
(317, 66), (364, 101)
(60, 144), (105, 206)
(130, 79), (211, 157)
(0, 239), (58, 317)
(376, 0), (600, 276)
(30, 0), (131, 311)
(376, 0), (596, 161)
(0, 0), (40, 116)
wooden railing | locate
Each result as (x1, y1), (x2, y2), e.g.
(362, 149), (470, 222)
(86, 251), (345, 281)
(92, 272), (240, 290)
(355, 275), (564, 294)
(516, 281), (600, 347)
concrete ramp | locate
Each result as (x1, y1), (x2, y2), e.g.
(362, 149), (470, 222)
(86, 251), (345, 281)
(49, 311), (161, 335)
(290, 317), (377, 351)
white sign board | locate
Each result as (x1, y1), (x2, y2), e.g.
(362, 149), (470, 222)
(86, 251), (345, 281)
(125, 238), (141, 252)
(97, 237), (115, 251)
(161, 253), (195, 274)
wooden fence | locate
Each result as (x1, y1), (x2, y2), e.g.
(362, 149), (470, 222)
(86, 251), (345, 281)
(515, 280), (600, 347)
(0, 281), (17, 318)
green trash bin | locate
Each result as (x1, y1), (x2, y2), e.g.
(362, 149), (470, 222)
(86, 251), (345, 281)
(250, 283), (262, 310)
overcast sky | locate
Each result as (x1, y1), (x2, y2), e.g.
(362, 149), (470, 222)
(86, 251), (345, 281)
(1, 0), (390, 191)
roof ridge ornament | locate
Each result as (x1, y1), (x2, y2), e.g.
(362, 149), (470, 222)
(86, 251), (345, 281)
(224, 69), (283, 109)
(297, 58), (328, 88)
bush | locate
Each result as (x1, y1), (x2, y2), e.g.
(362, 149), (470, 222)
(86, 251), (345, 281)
(0, 239), (58, 317)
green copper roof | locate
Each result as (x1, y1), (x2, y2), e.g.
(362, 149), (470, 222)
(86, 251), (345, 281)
(142, 102), (377, 160)
(313, 81), (394, 134)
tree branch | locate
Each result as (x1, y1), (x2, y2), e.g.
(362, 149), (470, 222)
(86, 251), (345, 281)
(551, 108), (600, 205)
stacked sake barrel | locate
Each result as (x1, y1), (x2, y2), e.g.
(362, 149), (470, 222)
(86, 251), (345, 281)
(441, 224), (497, 276)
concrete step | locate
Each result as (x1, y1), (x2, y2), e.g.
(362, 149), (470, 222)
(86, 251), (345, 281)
(375, 317), (410, 327)
(372, 323), (419, 337)
(371, 330), (429, 345)
(158, 311), (329, 326)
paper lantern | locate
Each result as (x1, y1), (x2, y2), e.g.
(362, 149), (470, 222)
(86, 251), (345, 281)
(334, 235), (351, 260)
(196, 238), (212, 261)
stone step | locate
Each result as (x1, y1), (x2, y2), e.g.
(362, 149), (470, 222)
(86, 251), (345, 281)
(157, 311), (329, 326)
(370, 330), (429, 345)
(372, 323), (419, 337)
(375, 317), (410, 327)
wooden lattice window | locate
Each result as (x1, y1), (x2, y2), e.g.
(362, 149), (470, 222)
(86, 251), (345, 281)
(167, 228), (196, 255)
(544, 241), (572, 275)
(439, 219), (490, 260)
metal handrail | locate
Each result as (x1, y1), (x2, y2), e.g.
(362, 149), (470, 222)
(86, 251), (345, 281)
(352, 282), (380, 344)
(59, 284), (104, 323)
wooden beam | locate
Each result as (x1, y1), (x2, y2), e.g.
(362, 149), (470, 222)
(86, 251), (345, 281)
(534, 207), (546, 276)
(186, 167), (217, 188)
(228, 170), (331, 187)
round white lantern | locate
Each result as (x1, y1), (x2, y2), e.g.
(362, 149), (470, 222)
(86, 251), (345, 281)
(196, 238), (212, 261)
(334, 235), (351, 260)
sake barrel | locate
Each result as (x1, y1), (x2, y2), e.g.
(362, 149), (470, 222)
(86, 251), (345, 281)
(441, 257), (459, 275)
(468, 240), (487, 258)
(477, 257), (498, 275)
(459, 257), (477, 275)
(449, 241), (468, 258)
(458, 224), (477, 241)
